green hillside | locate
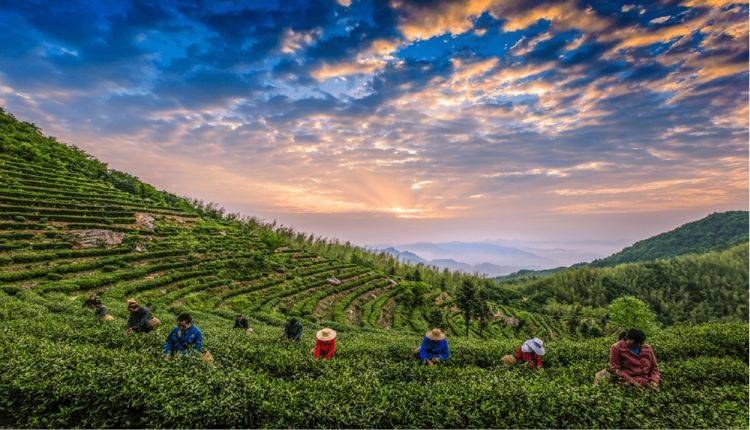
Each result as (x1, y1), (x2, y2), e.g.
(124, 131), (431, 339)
(591, 211), (748, 267)
(496, 211), (748, 283)
(496, 244), (748, 326)
(0, 108), (748, 428)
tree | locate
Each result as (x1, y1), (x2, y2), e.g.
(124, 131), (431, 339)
(608, 295), (657, 334)
(457, 278), (480, 337)
(258, 229), (288, 252)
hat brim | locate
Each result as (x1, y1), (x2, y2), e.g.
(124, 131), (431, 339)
(531, 345), (545, 356)
(425, 330), (446, 341)
(316, 329), (336, 341)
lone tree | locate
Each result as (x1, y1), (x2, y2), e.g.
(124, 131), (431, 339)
(457, 278), (481, 336)
(608, 295), (657, 334)
(477, 281), (493, 338)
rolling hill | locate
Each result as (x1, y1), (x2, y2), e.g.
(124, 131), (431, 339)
(590, 211), (749, 267)
(497, 211), (748, 281)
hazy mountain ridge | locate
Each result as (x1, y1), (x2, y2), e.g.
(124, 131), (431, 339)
(374, 239), (615, 276)
(379, 246), (535, 276)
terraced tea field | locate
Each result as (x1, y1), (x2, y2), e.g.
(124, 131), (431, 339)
(0, 111), (747, 428)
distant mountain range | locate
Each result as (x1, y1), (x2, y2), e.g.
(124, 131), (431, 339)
(373, 238), (619, 277)
(379, 247), (528, 277)
(377, 211), (749, 279)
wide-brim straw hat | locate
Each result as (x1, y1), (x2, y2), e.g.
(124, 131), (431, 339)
(126, 298), (138, 305)
(316, 328), (336, 341)
(425, 328), (446, 341)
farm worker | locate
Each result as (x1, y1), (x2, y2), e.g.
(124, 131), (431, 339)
(282, 317), (303, 342)
(234, 314), (249, 329)
(312, 328), (336, 360)
(93, 301), (108, 319)
(514, 337), (545, 369)
(125, 298), (153, 333)
(609, 328), (660, 389)
(419, 328), (450, 365)
(83, 294), (100, 308)
(234, 314), (254, 334)
(594, 331), (627, 385)
(163, 313), (203, 357)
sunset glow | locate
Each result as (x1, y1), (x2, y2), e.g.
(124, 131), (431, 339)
(0, 0), (746, 244)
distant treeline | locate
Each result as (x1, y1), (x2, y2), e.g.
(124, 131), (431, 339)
(494, 243), (749, 325)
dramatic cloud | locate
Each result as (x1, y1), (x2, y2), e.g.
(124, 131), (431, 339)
(0, 0), (746, 244)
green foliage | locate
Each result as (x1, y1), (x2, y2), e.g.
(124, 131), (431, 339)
(258, 228), (288, 252)
(592, 211), (748, 267)
(457, 278), (482, 336)
(608, 295), (657, 334)
(0, 296), (746, 428)
(498, 244), (748, 325)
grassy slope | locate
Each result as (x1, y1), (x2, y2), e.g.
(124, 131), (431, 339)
(591, 211), (749, 267)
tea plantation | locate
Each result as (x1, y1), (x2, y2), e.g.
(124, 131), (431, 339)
(0, 109), (748, 428)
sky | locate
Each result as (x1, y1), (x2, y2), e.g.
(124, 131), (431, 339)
(0, 0), (747, 247)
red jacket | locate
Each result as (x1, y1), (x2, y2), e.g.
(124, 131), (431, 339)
(608, 340), (660, 386)
(314, 339), (336, 360)
(514, 346), (543, 369)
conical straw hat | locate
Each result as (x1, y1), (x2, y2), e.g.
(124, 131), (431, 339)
(425, 328), (446, 341)
(316, 328), (336, 341)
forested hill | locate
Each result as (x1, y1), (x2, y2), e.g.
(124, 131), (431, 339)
(590, 211), (748, 267)
(497, 210), (748, 281)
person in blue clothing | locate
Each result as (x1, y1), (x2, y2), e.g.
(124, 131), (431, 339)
(282, 317), (303, 342)
(163, 313), (203, 357)
(419, 328), (450, 365)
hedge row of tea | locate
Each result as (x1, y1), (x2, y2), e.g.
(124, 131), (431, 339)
(0, 291), (747, 428)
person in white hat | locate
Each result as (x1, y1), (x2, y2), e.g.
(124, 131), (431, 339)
(513, 337), (545, 369)
(313, 327), (337, 360)
(419, 328), (450, 365)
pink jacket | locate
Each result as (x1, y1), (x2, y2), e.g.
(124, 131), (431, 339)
(608, 340), (661, 386)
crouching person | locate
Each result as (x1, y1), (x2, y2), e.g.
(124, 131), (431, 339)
(282, 317), (303, 342)
(513, 338), (545, 369)
(609, 328), (660, 389)
(93, 301), (113, 321)
(126, 298), (158, 333)
(163, 313), (203, 358)
(234, 314), (254, 334)
(419, 328), (449, 365)
(312, 328), (336, 360)
(594, 331), (627, 386)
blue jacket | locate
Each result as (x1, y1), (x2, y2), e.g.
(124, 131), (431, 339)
(419, 337), (450, 361)
(163, 325), (203, 355)
(284, 320), (303, 341)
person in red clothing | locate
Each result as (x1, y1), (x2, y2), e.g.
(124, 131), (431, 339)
(609, 328), (660, 389)
(594, 331), (627, 386)
(312, 327), (336, 360)
(510, 337), (545, 369)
